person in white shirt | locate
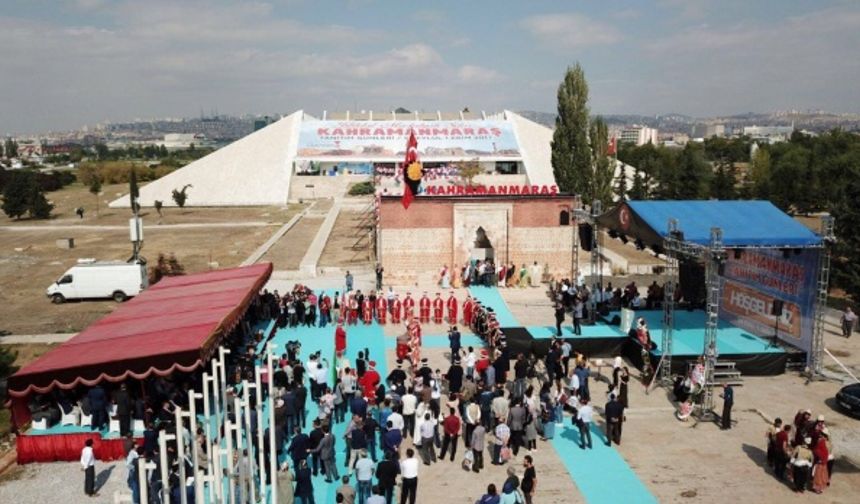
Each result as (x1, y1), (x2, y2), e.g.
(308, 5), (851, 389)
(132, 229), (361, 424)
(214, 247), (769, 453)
(81, 438), (97, 497)
(576, 399), (593, 449)
(463, 347), (477, 379)
(418, 412), (437, 464)
(401, 389), (418, 438)
(400, 448), (420, 504)
(387, 410), (405, 432)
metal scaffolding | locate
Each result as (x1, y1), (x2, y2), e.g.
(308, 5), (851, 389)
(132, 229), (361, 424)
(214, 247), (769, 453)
(810, 215), (835, 375)
(700, 227), (725, 419)
(574, 200), (603, 324)
(659, 219), (680, 385)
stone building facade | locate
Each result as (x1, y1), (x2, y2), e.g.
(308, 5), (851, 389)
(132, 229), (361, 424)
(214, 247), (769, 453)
(378, 194), (576, 284)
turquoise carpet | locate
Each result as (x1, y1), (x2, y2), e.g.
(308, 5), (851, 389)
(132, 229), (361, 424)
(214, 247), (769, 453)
(385, 333), (485, 349)
(552, 422), (657, 504)
(527, 324), (627, 339)
(263, 318), (388, 503)
(467, 286), (520, 326)
(618, 310), (785, 356)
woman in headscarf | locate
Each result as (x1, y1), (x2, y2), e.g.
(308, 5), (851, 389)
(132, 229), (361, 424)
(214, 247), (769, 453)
(812, 431), (830, 493)
(790, 437), (814, 493)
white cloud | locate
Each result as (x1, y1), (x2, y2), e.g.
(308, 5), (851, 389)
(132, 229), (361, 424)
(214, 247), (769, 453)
(521, 13), (621, 49)
(457, 65), (501, 84)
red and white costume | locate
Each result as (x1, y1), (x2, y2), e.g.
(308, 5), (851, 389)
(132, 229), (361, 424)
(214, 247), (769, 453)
(403, 293), (415, 320)
(362, 298), (373, 324)
(348, 294), (359, 325)
(419, 293), (431, 324)
(391, 297), (402, 324)
(463, 296), (474, 326)
(408, 318), (422, 370)
(433, 293), (444, 324)
(335, 322), (347, 355)
(376, 296), (388, 324)
(447, 292), (458, 325)
(359, 362), (380, 403)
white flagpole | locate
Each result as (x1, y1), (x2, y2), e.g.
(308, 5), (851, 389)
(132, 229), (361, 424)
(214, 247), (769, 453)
(242, 381), (257, 504)
(189, 391), (203, 504)
(158, 430), (175, 504)
(211, 358), (222, 446)
(138, 458), (155, 504)
(225, 415), (236, 504)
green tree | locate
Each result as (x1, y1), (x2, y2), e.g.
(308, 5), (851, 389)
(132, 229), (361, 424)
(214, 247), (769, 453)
(0, 345), (17, 378)
(551, 63), (592, 195)
(172, 184), (192, 208)
(748, 147), (771, 199)
(129, 166), (140, 213)
(615, 162), (627, 201)
(456, 159), (483, 186)
(676, 143), (711, 199)
(95, 143), (109, 161)
(3, 138), (18, 158)
(630, 170), (647, 200)
(589, 116), (613, 206)
(1, 171), (53, 219)
(154, 200), (163, 216)
(89, 175), (102, 216)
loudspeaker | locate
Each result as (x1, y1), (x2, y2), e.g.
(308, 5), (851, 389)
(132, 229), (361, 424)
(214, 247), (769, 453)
(579, 223), (593, 252)
(771, 299), (784, 317)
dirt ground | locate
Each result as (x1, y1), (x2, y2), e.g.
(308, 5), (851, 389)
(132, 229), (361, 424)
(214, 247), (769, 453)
(0, 225), (276, 334)
(261, 216), (325, 270)
(3, 182), (296, 227)
(318, 211), (374, 268)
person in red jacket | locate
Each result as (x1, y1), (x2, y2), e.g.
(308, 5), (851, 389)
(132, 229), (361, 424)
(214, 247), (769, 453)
(359, 361), (380, 402)
(335, 321), (347, 355)
(447, 291), (458, 325)
(376, 294), (388, 324)
(433, 292), (444, 324)
(391, 295), (402, 324)
(403, 292), (415, 320)
(463, 295), (474, 327)
(440, 407), (462, 461)
(362, 296), (373, 324)
(419, 292), (431, 324)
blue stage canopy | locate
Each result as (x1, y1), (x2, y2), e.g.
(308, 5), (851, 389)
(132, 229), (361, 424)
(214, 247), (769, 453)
(600, 200), (823, 247)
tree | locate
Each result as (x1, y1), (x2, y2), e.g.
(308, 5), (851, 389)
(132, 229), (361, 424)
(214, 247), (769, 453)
(630, 170), (647, 200)
(154, 200), (163, 216)
(748, 147), (771, 199)
(0, 345), (17, 379)
(551, 63), (592, 195)
(172, 184), (192, 208)
(88, 175), (102, 216)
(129, 166), (140, 213)
(589, 116), (613, 206)
(1, 171), (53, 219)
(94, 143), (109, 161)
(456, 158), (483, 186)
(710, 160), (737, 200)
(4, 138), (18, 158)
(615, 162), (627, 201)
(676, 143), (711, 199)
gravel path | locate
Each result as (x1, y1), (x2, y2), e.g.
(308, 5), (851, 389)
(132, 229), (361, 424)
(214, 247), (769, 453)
(0, 460), (126, 504)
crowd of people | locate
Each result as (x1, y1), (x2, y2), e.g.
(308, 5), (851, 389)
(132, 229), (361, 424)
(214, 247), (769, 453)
(765, 409), (836, 494)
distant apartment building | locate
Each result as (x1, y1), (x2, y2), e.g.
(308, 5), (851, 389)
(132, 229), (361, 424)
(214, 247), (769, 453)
(162, 133), (211, 150)
(619, 125), (659, 146)
(742, 125), (794, 143)
(691, 124), (726, 139)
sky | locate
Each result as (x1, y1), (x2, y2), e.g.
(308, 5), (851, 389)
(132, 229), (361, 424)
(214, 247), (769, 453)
(2, 0), (859, 134)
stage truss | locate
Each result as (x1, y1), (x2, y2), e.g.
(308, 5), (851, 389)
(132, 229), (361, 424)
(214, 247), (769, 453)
(811, 215), (835, 375)
(573, 200), (604, 324)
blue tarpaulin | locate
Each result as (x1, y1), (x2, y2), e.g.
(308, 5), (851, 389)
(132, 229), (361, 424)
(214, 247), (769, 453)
(607, 200), (822, 247)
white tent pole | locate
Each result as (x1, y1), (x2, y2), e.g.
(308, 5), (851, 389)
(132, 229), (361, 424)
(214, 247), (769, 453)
(267, 344), (278, 503)
(242, 382), (257, 504)
(175, 407), (188, 504)
(189, 391), (203, 504)
(202, 373), (215, 486)
(211, 358), (222, 445)
(158, 431), (175, 504)
(225, 417), (236, 504)
(254, 364), (266, 501)
(138, 458), (155, 504)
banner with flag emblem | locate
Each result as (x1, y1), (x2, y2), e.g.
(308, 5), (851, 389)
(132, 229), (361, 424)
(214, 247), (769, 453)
(401, 129), (422, 209)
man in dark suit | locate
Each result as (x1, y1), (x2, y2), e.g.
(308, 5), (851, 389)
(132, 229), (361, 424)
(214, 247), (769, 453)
(287, 425), (310, 472)
(88, 385), (107, 431)
(115, 383), (132, 436)
(604, 393), (625, 446)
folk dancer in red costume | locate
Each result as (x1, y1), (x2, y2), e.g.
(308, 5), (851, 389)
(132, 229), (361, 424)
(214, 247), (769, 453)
(391, 294), (402, 324)
(376, 292), (388, 324)
(351, 293), (362, 325)
(419, 292), (431, 324)
(362, 296), (373, 324)
(396, 316), (411, 361)
(408, 317), (423, 371)
(447, 291), (458, 325)
(335, 320), (347, 356)
(358, 360), (380, 403)
(403, 292), (415, 320)
(433, 292), (444, 324)
(462, 295), (474, 327)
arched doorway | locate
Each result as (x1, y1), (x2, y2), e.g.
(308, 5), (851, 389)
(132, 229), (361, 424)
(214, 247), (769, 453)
(472, 226), (494, 261)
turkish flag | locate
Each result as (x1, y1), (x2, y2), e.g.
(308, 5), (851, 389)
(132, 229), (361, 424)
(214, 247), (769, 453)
(607, 136), (617, 157)
(401, 130), (421, 209)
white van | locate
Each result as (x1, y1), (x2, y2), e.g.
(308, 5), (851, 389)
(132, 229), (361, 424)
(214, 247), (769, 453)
(46, 259), (148, 304)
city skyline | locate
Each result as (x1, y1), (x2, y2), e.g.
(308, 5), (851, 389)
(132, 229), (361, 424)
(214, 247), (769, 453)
(2, 0), (859, 134)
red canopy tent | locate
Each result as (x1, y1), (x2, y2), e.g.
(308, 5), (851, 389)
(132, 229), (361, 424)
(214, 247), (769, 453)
(7, 262), (273, 428)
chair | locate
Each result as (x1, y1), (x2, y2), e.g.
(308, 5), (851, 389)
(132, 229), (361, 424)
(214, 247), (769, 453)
(80, 412), (93, 428)
(133, 419), (145, 433)
(108, 418), (120, 434)
(60, 404), (80, 426)
(32, 418), (48, 430)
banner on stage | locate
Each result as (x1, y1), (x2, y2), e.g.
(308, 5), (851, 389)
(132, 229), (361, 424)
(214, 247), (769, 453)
(296, 120), (521, 160)
(719, 248), (819, 351)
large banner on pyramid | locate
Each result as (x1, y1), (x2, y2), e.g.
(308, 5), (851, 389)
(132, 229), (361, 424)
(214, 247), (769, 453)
(296, 120), (521, 160)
